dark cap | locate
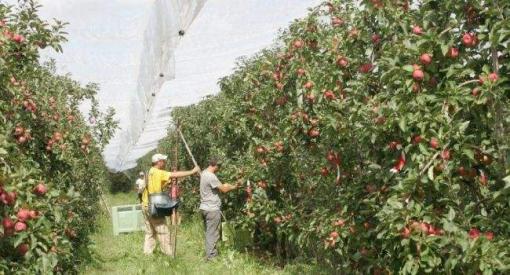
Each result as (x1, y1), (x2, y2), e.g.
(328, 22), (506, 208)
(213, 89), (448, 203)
(208, 156), (222, 167)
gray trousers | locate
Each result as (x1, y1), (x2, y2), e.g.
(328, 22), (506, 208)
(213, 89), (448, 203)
(201, 209), (221, 259)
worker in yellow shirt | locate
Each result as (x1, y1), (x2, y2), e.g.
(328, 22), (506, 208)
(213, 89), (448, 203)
(142, 153), (200, 255)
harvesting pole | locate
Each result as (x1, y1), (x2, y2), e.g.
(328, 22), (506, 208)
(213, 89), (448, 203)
(176, 123), (199, 170)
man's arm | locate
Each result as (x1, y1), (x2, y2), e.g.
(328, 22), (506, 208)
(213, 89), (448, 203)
(216, 179), (243, 193)
(217, 183), (237, 193)
(169, 166), (200, 179)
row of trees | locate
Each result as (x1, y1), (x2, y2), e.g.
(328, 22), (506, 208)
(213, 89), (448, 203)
(135, 0), (509, 273)
(1, 2), (116, 273)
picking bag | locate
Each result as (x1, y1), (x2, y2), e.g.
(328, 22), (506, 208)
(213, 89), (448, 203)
(148, 192), (179, 217)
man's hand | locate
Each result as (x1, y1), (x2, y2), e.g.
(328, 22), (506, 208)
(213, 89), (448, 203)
(192, 166), (201, 174)
(234, 178), (244, 189)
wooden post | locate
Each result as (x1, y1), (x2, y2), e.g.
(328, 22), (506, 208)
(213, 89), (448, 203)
(169, 123), (180, 258)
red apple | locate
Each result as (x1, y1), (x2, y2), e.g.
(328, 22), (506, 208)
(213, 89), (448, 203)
(412, 69), (424, 81)
(293, 39), (304, 49)
(336, 56), (349, 68)
(308, 128), (320, 138)
(469, 228), (480, 239)
(330, 231), (339, 239)
(305, 93), (316, 104)
(275, 96), (287, 106)
(29, 210), (38, 219)
(53, 132), (63, 142)
(401, 227), (411, 238)
(323, 90), (336, 101)
(1, 191), (16, 205)
(419, 53), (432, 65)
(485, 231), (494, 241)
(296, 68), (306, 77)
(371, 34), (381, 44)
(255, 146), (266, 154)
(17, 243), (29, 256)
(390, 153), (406, 173)
(34, 182), (47, 196)
(11, 34), (25, 43)
(326, 150), (340, 165)
(471, 87), (480, 97)
(17, 208), (30, 222)
(334, 219), (345, 227)
(412, 135), (423, 144)
(273, 141), (284, 152)
(14, 221), (27, 232)
(412, 25), (423, 35)
(462, 33), (477, 47)
(359, 63), (373, 73)
(429, 138), (439, 149)
(81, 136), (91, 145)
(488, 72), (498, 82)
(14, 126), (25, 136)
(304, 81), (314, 90)
(320, 167), (329, 177)
(447, 47), (459, 58)
(479, 173), (488, 186)
(2, 217), (14, 230)
(441, 149), (451, 160)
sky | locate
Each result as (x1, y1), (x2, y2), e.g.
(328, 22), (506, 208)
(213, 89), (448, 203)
(3, 0), (322, 170)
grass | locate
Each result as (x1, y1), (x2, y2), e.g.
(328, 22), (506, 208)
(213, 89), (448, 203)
(81, 192), (328, 275)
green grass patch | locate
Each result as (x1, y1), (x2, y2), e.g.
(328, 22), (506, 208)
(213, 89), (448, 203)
(82, 193), (329, 275)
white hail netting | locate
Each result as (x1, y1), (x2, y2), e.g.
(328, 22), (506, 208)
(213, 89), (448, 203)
(19, 0), (322, 171)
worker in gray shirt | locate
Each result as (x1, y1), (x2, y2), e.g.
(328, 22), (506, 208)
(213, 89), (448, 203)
(199, 157), (240, 261)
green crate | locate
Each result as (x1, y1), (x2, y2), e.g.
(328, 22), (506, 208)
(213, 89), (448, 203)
(221, 222), (253, 249)
(112, 204), (145, 236)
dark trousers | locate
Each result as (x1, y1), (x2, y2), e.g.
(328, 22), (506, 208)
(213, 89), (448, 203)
(201, 210), (221, 259)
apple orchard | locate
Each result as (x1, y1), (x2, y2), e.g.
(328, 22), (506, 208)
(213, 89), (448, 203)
(137, 0), (510, 274)
(1, 0), (510, 274)
(0, 2), (116, 274)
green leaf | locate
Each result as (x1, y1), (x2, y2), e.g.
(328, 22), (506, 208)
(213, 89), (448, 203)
(481, 208), (487, 217)
(448, 208), (456, 221)
(403, 65), (414, 72)
(399, 117), (407, 132)
(503, 175), (510, 186)
(428, 166), (434, 181)
(458, 121), (470, 133)
(463, 148), (475, 161)
(440, 43), (449, 56)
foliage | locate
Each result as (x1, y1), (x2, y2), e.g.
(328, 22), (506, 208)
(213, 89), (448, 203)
(108, 172), (133, 194)
(137, 0), (510, 273)
(0, 1), (116, 273)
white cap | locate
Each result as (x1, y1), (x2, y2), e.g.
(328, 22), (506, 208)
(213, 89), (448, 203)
(139, 172), (144, 176)
(151, 153), (168, 163)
